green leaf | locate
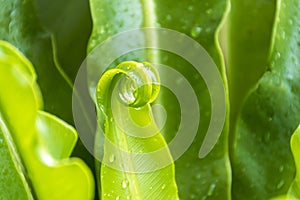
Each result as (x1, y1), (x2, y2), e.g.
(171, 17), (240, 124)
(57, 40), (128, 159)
(32, 0), (97, 190)
(227, 0), (276, 131)
(231, 0), (300, 199)
(271, 125), (300, 200)
(0, 0), (73, 123)
(0, 118), (33, 199)
(88, 0), (231, 199)
(96, 61), (178, 199)
(154, 2), (230, 199)
(34, 0), (92, 84)
(287, 125), (300, 199)
(0, 40), (94, 199)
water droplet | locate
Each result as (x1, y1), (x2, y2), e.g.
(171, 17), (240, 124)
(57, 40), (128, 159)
(188, 6), (194, 11)
(161, 184), (166, 190)
(122, 179), (129, 188)
(109, 154), (115, 163)
(126, 195), (131, 200)
(195, 174), (201, 180)
(119, 76), (137, 105)
(190, 194), (196, 199)
(0, 138), (3, 144)
(149, 186), (153, 190)
(191, 26), (202, 38)
(206, 8), (213, 14)
(104, 193), (112, 197)
(205, 28), (211, 33)
(279, 165), (284, 173)
(10, 10), (17, 18)
(116, 196), (120, 200)
(268, 117), (273, 122)
(166, 14), (172, 21)
(202, 196), (208, 200)
(207, 183), (216, 196)
(288, 19), (293, 25)
(281, 31), (286, 39)
(89, 38), (97, 49)
(270, 61), (275, 68)
(276, 180), (285, 190)
(99, 26), (105, 34)
(275, 52), (281, 59)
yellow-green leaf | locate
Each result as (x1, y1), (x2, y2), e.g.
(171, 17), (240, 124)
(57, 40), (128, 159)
(287, 125), (300, 199)
(271, 125), (300, 200)
(96, 61), (178, 199)
(0, 40), (94, 199)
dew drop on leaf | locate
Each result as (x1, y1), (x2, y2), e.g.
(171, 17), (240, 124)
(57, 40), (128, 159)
(109, 154), (115, 163)
(268, 117), (273, 122)
(195, 174), (201, 180)
(98, 26), (105, 34)
(205, 28), (211, 33)
(281, 31), (286, 40)
(161, 184), (166, 190)
(276, 180), (285, 190)
(279, 165), (284, 173)
(190, 193), (196, 199)
(188, 5), (194, 11)
(165, 14), (172, 21)
(275, 52), (281, 59)
(202, 195), (208, 200)
(122, 179), (129, 188)
(206, 8), (212, 14)
(207, 183), (216, 196)
(104, 192), (111, 197)
(190, 26), (202, 38)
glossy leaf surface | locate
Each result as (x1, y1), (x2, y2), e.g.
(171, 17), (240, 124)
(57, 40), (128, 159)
(34, 0), (92, 84)
(96, 61), (178, 199)
(88, 0), (231, 199)
(0, 0), (73, 123)
(0, 41), (94, 199)
(272, 125), (300, 200)
(287, 125), (300, 199)
(227, 0), (276, 130)
(231, 0), (300, 199)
